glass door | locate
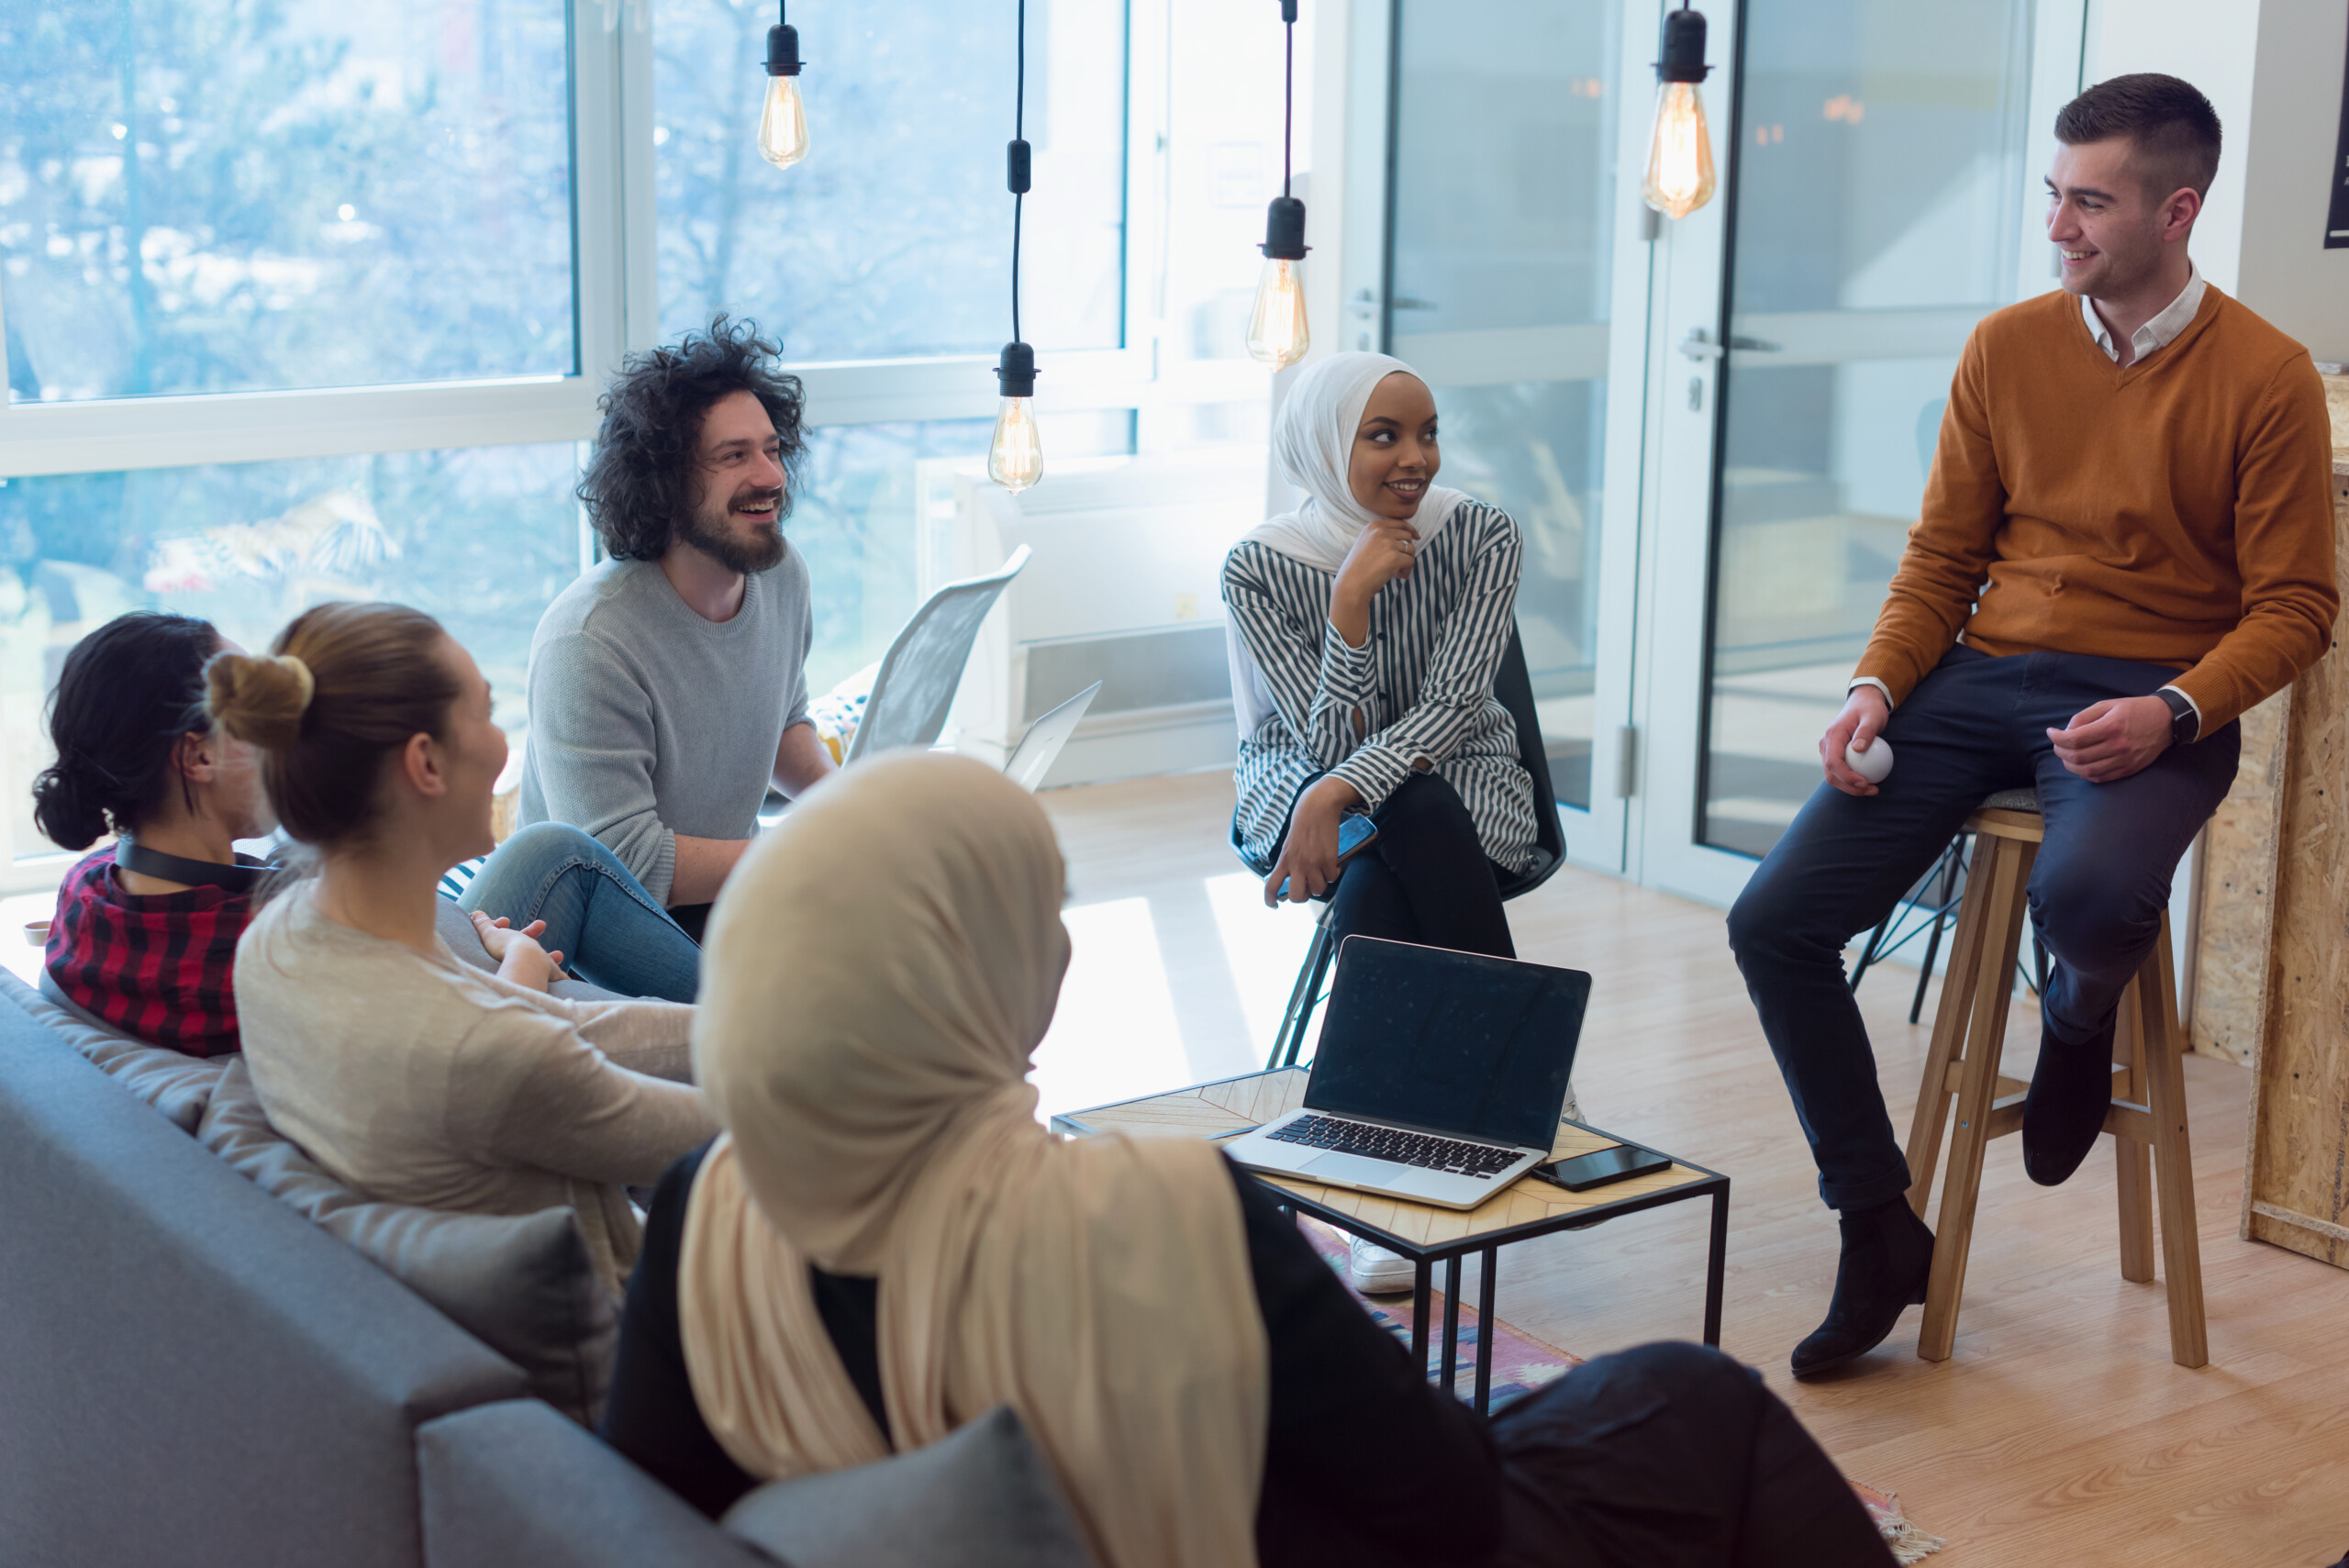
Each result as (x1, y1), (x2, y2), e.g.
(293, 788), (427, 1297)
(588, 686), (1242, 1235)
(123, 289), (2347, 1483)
(1638, 0), (2083, 904)
(1381, 0), (1659, 870)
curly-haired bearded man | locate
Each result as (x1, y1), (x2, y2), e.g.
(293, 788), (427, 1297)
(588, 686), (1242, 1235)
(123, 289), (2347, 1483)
(518, 317), (836, 940)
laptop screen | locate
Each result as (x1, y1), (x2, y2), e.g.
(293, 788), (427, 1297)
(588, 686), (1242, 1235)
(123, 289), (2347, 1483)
(1304, 937), (1591, 1151)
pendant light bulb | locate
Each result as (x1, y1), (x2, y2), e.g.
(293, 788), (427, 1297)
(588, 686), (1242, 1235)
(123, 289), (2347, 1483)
(758, 9), (808, 169)
(1249, 195), (1311, 369)
(990, 343), (1043, 494)
(1642, 7), (1716, 220)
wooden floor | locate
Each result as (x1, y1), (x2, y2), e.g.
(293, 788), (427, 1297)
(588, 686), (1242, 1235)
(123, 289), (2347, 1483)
(1037, 770), (2349, 1568)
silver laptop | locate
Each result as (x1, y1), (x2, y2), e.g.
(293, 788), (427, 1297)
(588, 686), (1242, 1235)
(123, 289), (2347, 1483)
(1224, 937), (1591, 1210)
(1002, 682), (1101, 791)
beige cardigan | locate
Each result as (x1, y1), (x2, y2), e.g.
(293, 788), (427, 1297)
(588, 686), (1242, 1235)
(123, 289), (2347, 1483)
(234, 887), (717, 1294)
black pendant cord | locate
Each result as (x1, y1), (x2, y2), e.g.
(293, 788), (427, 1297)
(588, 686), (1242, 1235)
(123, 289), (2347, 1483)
(1257, 1), (1308, 270)
(994, 0), (1039, 405)
(1012, 0), (1027, 347)
(1281, 3), (1294, 197)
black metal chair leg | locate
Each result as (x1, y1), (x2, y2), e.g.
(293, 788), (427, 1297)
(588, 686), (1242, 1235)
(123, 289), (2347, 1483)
(1847, 907), (1895, 994)
(1908, 905), (1947, 1024)
(1268, 917), (1337, 1071)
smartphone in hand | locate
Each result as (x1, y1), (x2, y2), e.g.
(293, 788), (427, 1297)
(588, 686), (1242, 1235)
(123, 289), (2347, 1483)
(1276, 813), (1379, 900)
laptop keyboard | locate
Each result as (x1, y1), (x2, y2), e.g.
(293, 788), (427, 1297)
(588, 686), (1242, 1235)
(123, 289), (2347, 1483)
(1266, 1115), (1522, 1179)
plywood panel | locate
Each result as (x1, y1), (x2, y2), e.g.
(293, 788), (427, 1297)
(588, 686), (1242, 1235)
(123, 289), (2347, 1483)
(2191, 685), (2289, 1064)
(2243, 464), (2349, 1265)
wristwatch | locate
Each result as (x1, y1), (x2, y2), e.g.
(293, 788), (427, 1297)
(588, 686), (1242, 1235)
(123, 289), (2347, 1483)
(2154, 687), (2199, 746)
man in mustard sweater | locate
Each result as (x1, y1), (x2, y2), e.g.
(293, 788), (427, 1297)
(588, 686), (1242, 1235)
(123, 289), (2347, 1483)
(1729, 74), (2340, 1378)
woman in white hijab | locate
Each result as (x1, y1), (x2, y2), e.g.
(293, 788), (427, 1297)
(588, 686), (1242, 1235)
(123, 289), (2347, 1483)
(597, 752), (1895, 1568)
(1224, 351), (1537, 966)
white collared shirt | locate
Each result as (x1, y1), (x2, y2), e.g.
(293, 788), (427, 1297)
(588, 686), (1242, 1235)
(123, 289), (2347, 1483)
(1846, 265), (2209, 738)
(2080, 265), (2206, 365)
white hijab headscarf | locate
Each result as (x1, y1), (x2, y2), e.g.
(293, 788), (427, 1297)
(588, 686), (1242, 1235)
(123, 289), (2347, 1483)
(1230, 351), (1475, 736)
(677, 752), (1269, 1568)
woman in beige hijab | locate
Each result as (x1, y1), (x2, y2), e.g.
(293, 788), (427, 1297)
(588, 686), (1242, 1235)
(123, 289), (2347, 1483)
(601, 751), (1891, 1568)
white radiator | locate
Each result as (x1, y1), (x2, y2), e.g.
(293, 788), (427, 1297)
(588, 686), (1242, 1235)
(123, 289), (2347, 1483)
(919, 447), (1269, 787)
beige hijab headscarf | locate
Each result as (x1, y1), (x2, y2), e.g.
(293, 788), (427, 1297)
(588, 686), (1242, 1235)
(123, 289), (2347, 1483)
(678, 751), (1269, 1568)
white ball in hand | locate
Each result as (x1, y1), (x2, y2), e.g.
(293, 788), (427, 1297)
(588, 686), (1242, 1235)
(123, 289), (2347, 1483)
(1844, 737), (1894, 784)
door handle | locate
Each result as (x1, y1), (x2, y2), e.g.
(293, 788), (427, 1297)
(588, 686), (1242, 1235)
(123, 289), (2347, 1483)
(1678, 327), (1780, 361)
(1392, 296), (1439, 311)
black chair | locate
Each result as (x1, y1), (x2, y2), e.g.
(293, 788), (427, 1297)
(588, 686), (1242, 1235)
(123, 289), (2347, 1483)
(1232, 625), (1569, 1070)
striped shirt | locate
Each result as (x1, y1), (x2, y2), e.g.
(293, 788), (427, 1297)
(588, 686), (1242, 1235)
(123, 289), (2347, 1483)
(45, 846), (250, 1057)
(1222, 500), (1535, 875)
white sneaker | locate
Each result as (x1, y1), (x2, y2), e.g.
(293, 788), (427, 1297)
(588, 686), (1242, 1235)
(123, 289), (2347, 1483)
(1348, 1236), (1416, 1295)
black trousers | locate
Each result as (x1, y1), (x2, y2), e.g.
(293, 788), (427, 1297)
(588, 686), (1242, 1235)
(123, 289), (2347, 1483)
(1492, 1343), (1893, 1566)
(1328, 772), (1516, 960)
(1726, 646), (2240, 1213)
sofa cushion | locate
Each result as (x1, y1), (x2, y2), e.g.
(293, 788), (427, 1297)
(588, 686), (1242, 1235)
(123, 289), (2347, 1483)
(720, 1406), (1097, 1568)
(200, 1057), (618, 1426)
(0, 999), (524, 1568)
(2, 965), (228, 1132)
(420, 1399), (772, 1568)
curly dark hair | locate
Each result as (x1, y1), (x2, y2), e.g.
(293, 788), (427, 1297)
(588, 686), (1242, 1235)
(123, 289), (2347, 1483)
(577, 315), (808, 562)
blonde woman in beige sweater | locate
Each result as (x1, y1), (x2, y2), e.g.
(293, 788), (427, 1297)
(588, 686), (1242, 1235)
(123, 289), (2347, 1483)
(214, 601), (716, 1295)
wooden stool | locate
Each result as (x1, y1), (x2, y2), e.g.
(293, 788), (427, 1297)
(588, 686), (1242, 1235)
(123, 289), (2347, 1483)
(1901, 789), (2208, 1368)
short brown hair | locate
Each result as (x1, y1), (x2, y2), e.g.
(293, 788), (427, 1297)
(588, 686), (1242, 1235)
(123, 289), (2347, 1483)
(206, 601), (459, 848)
(2055, 73), (2221, 201)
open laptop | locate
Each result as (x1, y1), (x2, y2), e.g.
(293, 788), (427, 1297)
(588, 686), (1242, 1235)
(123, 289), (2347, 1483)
(1002, 681), (1101, 791)
(1223, 937), (1591, 1210)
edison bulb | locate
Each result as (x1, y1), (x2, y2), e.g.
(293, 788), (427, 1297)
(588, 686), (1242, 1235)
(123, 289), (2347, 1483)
(1247, 256), (1309, 368)
(758, 74), (808, 168)
(988, 397), (1043, 493)
(1641, 81), (1716, 220)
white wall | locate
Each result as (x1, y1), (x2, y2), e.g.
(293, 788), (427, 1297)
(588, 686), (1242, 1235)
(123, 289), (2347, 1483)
(2237, 0), (2349, 363)
(2087, 0), (2349, 360)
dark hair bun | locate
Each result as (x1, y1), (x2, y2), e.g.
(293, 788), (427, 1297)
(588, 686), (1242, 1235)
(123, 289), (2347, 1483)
(206, 652), (311, 751)
(29, 759), (112, 853)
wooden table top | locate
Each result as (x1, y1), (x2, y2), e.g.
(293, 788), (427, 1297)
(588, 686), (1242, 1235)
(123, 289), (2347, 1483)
(1051, 1067), (1720, 1253)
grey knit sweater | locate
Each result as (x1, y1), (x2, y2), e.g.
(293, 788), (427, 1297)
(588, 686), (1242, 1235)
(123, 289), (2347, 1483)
(518, 554), (813, 905)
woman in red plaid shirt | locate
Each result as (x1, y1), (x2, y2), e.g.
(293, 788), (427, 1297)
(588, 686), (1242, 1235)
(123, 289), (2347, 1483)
(36, 613), (707, 1058)
(35, 612), (271, 1056)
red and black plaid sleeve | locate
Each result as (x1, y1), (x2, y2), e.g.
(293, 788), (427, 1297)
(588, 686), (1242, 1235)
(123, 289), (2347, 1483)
(43, 847), (252, 1058)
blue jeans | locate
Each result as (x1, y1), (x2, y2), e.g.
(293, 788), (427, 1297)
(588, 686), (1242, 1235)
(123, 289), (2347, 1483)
(1726, 646), (2240, 1213)
(459, 823), (701, 1003)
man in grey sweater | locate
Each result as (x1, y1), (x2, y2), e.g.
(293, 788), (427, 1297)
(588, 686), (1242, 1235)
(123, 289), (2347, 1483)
(519, 317), (837, 940)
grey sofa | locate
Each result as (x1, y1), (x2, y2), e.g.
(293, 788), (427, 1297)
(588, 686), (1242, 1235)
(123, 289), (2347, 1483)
(0, 940), (1094, 1567)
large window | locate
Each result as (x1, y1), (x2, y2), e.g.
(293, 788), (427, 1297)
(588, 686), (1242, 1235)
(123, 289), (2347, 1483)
(1388, 0), (1621, 811)
(1696, 0), (2036, 859)
(0, 444), (581, 874)
(0, 0), (1285, 890)
(2, 0), (576, 401)
(654, 0), (1128, 361)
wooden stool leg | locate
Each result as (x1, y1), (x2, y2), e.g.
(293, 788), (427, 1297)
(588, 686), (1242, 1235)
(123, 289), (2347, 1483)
(1919, 835), (2037, 1362)
(2113, 982), (2155, 1284)
(2137, 917), (2209, 1368)
(1906, 838), (1994, 1221)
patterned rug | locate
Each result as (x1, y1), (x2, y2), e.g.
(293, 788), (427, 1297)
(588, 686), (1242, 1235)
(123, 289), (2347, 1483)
(1297, 1218), (1945, 1562)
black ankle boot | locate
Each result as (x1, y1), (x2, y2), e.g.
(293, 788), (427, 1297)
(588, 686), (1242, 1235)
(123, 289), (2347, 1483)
(1790, 1199), (1935, 1379)
(2021, 1013), (2118, 1187)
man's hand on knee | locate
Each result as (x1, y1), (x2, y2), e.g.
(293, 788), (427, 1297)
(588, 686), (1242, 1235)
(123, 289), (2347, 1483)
(2048, 695), (2171, 783)
(1820, 686), (1891, 797)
